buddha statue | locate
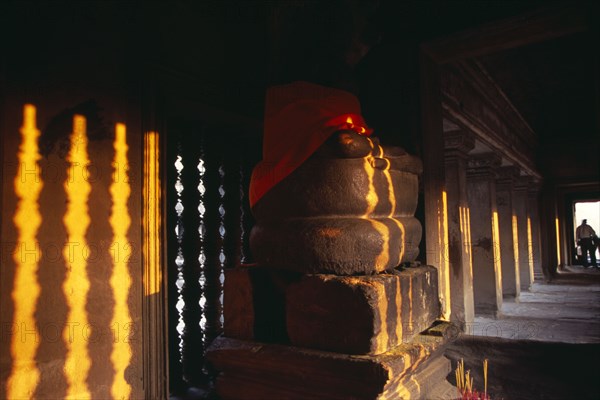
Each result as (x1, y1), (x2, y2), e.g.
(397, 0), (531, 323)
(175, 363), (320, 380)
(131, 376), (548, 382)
(249, 81), (422, 275)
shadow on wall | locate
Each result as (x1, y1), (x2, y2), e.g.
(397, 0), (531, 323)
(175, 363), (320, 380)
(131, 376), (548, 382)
(1, 104), (138, 399)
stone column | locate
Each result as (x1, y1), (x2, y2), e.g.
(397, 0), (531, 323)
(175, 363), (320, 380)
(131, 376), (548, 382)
(495, 166), (520, 299)
(467, 153), (502, 316)
(443, 131), (475, 329)
(527, 179), (544, 282)
(421, 55), (450, 320)
(514, 177), (533, 290)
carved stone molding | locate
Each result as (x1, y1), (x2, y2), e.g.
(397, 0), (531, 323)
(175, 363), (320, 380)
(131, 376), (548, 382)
(496, 166), (520, 188)
(440, 59), (541, 179)
(513, 175), (532, 192)
(527, 177), (543, 195)
(467, 152), (501, 178)
(444, 130), (475, 161)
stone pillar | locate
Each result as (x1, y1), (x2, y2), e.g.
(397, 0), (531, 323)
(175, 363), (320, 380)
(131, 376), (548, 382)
(527, 179), (544, 282)
(495, 166), (520, 299)
(443, 131), (475, 329)
(467, 153), (502, 316)
(514, 177), (533, 290)
(421, 55), (450, 321)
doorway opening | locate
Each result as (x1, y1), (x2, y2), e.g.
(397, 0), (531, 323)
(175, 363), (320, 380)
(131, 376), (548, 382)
(573, 201), (600, 266)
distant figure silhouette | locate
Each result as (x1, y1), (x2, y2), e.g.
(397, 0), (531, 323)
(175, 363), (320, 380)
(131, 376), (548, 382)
(576, 219), (598, 268)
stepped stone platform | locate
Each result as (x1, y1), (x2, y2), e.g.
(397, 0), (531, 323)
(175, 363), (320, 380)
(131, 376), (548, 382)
(207, 321), (457, 400)
(208, 265), (459, 399)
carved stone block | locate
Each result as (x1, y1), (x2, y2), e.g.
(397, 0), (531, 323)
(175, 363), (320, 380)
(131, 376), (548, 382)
(223, 267), (299, 343)
(251, 216), (422, 275)
(251, 132), (423, 275)
(286, 266), (440, 354)
(207, 322), (457, 400)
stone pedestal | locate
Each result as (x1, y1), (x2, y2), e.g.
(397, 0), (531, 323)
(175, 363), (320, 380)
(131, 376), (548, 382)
(287, 269), (439, 355)
(496, 166), (521, 299)
(208, 323), (456, 400)
(223, 266), (440, 348)
(443, 131), (475, 329)
(250, 135), (423, 275)
(209, 265), (456, 399)
(467, 153), (503, 316)
(211, 131), (455, 399)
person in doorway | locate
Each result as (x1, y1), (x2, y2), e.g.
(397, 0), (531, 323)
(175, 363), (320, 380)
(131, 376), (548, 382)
(576, 219), (598, 268)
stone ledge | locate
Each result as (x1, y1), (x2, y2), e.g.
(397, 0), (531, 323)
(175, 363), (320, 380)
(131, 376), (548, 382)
(206, 321), (457, 400)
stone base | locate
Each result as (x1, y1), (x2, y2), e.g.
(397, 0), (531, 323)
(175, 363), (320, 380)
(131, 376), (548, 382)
(223, 265), (440, 354)
(287, 266), (440, 354)
(223, 266), (299, 342)
(207, 322), (458, 400)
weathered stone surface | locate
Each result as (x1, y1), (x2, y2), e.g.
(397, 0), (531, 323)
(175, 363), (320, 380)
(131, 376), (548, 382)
(444, 132), (476, 328)
(206, 322), (457, 400)
(223, 267), (300, 343)
(222, 268), (255, 340)
(250, 131), (423, 274)
(495, 170), (521, 299)
(387, 353), (453, 399)
(287, 266), (440, 354)
(467, 155), (503, 316)
(251, 216), (422, 274)
(252, 154), (422, 221)
(222, 265), (440, 354)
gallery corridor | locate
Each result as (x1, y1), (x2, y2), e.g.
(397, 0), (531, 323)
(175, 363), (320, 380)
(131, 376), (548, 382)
(444, 267), (600, 399)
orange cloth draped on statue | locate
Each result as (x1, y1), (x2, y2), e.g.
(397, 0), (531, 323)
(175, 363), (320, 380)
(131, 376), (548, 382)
(249, 81), (372, 208)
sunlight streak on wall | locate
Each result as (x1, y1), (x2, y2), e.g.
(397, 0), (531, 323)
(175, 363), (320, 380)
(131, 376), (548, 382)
(438, 191), (451, 320)
(395, 279), (403, 345)
(363, 139), (379, 217)
(459, 206), (473, 259)
(62, 115), (91, 399)
(379, 145), (406, 265)
(512, 215), (521, 288)
(7, 104), (43, 400)
(459, 206), (474, 291)
(370, 222), (390, 270)
(408, 274), (413, 333)
(527, 217), (534, 282)
(460, 205), (475, 318)
(555, 218), (561, 265)
(363, 139), (389, 270)
(143, 131), (162, 297)
(373, 282), (389, 354)
(109, 123), (133, 399)
(492, 211), (502, 302)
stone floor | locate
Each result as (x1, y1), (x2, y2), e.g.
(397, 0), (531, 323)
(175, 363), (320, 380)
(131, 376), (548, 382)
(468, 265), (600, 343)
(173, 266), (600, 399)
(445, 266), (600, 400)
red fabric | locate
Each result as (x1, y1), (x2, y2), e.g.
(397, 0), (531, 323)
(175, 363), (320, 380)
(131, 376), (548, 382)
(249, 81), (372, 208)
